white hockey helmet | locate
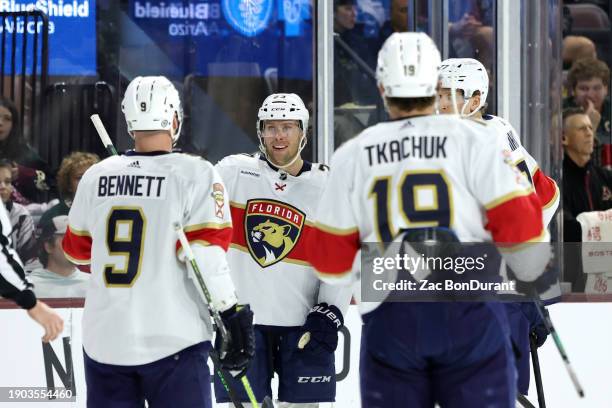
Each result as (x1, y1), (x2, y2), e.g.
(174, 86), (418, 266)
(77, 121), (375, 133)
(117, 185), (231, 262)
(439, 58), (489, 114)
(121, 76), (183, 144)
(376, 32), (441, 98)
(256, 93), (309, 135)
(256, 93), (309, 169)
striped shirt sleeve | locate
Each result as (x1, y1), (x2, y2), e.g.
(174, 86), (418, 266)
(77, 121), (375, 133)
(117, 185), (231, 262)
(0, 204), (36, 309)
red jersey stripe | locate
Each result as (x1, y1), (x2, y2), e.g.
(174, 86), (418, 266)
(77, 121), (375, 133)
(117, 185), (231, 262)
(307, 224), (360, 276)
(532, 168), (559, 209)
(175, 223), (233, 253)
(62, 226), (92, 265)
(486, 192), (544, 243)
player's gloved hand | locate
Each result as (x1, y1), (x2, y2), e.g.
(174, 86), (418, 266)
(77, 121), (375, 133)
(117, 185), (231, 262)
(297, 303), (343, 355)
(530, 323), (549, 348)
(507, 265), (557, 297)
(216, 304), (255, 377)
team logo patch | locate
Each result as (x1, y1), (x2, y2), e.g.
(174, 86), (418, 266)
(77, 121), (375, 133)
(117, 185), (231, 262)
(245, 199), (305, 267)
(222, 0), (273, 37)
(212, 183), (225, 219)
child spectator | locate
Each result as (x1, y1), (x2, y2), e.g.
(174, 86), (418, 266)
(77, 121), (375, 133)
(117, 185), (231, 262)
(38, 151), (99, 227)
(29, 215), (89, 298)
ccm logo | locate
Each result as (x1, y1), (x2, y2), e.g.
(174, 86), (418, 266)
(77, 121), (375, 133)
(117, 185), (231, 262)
(298, 376), (332, 383)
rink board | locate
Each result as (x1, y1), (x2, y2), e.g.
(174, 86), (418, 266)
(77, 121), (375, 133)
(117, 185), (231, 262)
(0, 303), (610, 407)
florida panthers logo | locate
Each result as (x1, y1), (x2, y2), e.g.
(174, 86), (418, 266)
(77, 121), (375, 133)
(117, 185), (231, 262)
(245, 199), (305, 267)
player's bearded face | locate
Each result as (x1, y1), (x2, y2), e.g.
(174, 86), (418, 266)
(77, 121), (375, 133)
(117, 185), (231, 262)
(437, 88), (465, 114)
(262, 120), (303, 166)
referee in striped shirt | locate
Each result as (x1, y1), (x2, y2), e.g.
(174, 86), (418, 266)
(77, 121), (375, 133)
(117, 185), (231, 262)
(0, 203), (63, 342)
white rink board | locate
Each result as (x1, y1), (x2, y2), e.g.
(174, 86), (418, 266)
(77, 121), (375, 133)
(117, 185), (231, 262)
(526, 303), (612, 408)
(0, 303), (609, 407)
(0, 306), (362, 408)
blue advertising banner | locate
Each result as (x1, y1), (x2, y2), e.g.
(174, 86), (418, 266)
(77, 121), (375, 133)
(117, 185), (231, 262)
(0, 0), (96, 76)
(127, 0), (312, 80)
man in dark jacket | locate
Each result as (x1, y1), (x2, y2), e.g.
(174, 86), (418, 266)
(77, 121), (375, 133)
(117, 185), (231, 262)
(562, 107), (612, 290)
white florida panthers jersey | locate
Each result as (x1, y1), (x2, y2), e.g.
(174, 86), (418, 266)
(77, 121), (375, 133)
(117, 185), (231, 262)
(483, 114), (560, 227)
(63, 151), (233, 365)
(308, 115), (548, 279)
(216, 154), (352, 326)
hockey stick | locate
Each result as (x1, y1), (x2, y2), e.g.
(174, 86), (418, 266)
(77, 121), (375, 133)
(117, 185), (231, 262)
(209, 350), (246, 408)
(175, 224), (272, 408)
(529, 332), (546, 408)
(532, 296), (584, 398)
(90, 114), (118, 156)
(517, 394), (537, 408)
(89, 115), (248, 407)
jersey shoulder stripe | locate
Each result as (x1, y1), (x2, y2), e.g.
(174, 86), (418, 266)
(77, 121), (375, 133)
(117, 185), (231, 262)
(62, 226), (92, 265)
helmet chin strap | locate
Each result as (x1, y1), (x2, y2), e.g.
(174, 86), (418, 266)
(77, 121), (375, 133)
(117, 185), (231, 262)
(450, 81), (460, 116)
(450, 85), (478, 118)
(259, 133), (307, 170)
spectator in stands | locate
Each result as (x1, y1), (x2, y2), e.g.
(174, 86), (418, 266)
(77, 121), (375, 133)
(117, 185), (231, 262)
(0, 160), (36, 262)
(562, 35), (597, 70)
(377, 0), (409, 41)
(448, 0), (495, 70)
(29, 215), (89, 298)
(563, 107), (612, 243)
(38, 152), (99, 228)
(0, 96), (50, 202)
(334, 0), (379, 106)
(563, 58), (611, 166)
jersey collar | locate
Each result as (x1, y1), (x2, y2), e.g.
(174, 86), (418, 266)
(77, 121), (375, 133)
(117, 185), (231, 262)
(125, 149), (179, 156)
(259, 155), (312, 177)
(387, 113), (430, 122)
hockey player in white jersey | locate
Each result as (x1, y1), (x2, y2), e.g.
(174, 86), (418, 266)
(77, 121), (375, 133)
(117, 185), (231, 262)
(214, 93), (352, 407)
(307, 33), (554, 407)
(438, 58), (560, 224)
(438, 57), (560, 398)
(62, 76), (255, 408)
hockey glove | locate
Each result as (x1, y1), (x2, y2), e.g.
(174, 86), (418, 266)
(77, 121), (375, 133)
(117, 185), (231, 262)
(507, 265), (557, 297)
(216, 304), (255, 377)
(297, 303), (343, 355)
(530, 323), (549, 348)
(521, 302), (549, 348)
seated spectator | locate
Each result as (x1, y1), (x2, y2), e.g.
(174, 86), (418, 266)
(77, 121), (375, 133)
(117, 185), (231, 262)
(0, 96), (50, 202)
(29, 215), (89, 298)
(0, 160), (36, 261)
(38, 151), (99, 227)
(563, 108), (612, 242)
(562, 35), (597, 70)
(563, 58), (611, 165)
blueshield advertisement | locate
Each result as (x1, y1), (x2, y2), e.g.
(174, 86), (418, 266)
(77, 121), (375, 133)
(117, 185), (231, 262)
(0, 0), (96, 75)
(127, 0), (312, 79)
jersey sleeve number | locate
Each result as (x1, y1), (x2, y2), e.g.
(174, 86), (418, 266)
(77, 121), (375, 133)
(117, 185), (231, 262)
(104, 207), (146, 287)
(369, 171), (453, 241)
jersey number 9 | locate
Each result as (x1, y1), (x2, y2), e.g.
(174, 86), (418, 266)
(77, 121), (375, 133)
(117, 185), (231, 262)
(369, 171), (453, 242)
(104, 207), (147, 287)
